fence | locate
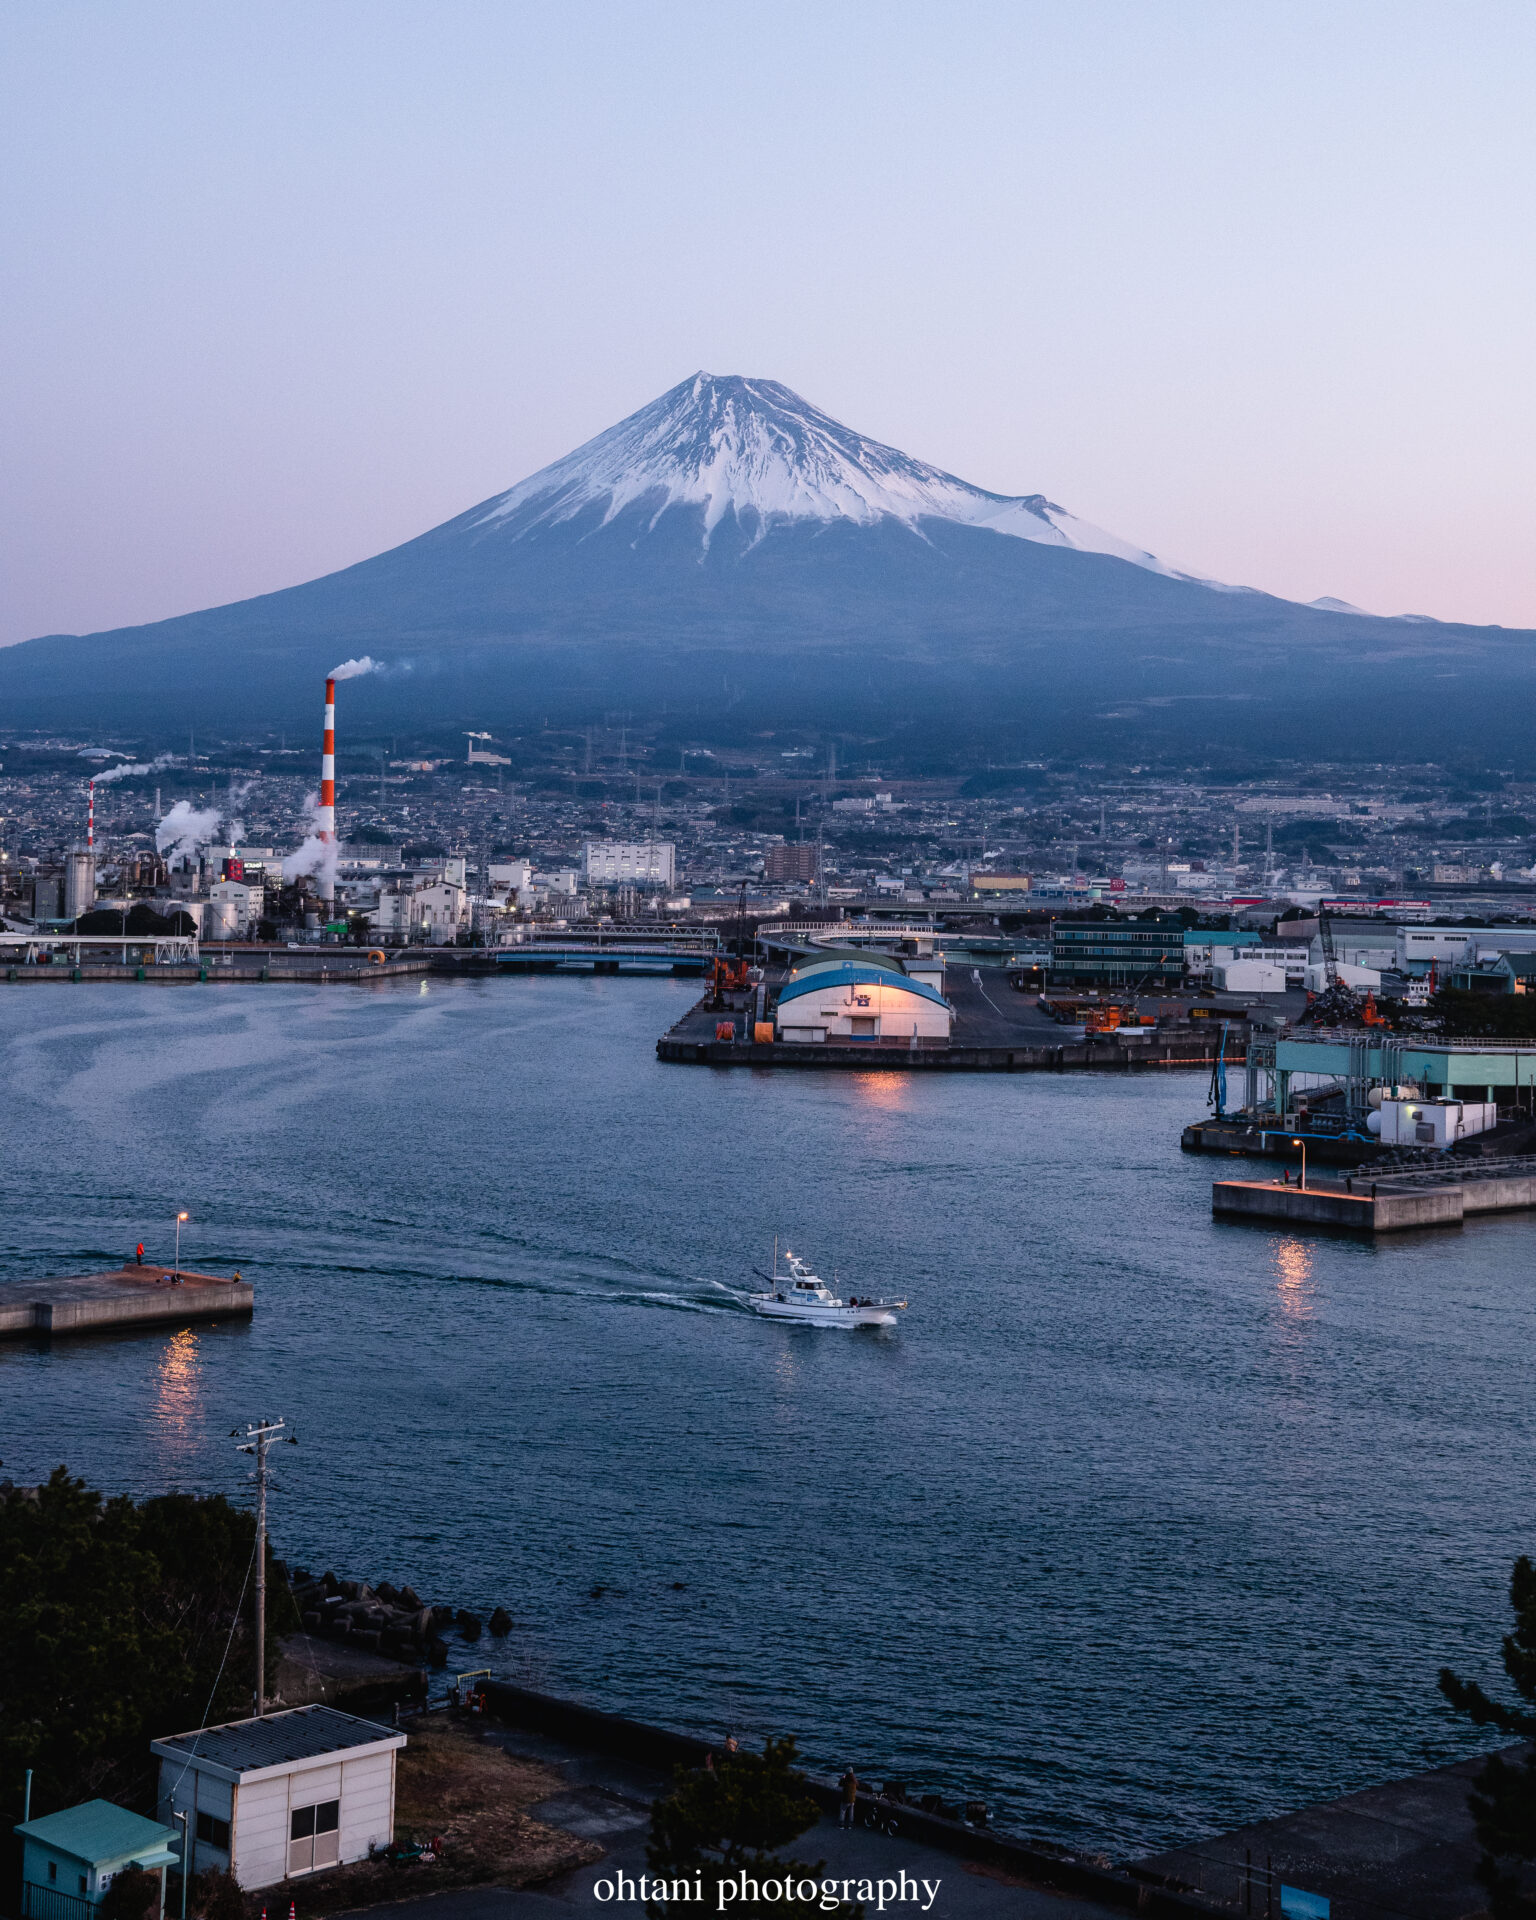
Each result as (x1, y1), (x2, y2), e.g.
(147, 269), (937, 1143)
(21, 1883), (95, 1920)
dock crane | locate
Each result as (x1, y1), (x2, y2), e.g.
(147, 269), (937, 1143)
(1304, 908), (1387, 1026)
(1318, 908), (1341, 989)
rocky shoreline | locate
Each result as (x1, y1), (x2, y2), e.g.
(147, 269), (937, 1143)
(283, 1563), (512, 1667)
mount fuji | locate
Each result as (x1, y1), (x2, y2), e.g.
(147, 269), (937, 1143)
(4, 372), (1531, 761)
(471, 372), (1188, 576)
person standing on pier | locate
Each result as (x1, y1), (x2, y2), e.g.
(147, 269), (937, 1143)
(839, 1767), (859, 1827)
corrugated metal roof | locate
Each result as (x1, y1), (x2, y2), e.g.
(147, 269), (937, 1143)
(777, 963), (948, 1010)
(151, 1704), (400, 1776)
(17, 1799), (178, 1865)
(791, 947), (909, 979)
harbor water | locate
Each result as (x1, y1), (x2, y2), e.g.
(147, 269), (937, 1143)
(2, 978), (1533, 1857)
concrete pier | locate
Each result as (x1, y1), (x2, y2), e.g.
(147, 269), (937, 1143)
(658, 991), (1244, 1074)
(1213, 1179), (1461, 1233)
(1213, 1158), (1536, 1233)
(0, 1263), (254, 1339)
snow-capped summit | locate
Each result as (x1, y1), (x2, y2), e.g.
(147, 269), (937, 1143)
(474, 372), (1184, 578)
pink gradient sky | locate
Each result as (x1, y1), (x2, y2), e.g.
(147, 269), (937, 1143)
(3, 1), (1535, 645)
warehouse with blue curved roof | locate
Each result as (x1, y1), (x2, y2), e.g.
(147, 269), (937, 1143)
(774, 949), (952, 1044)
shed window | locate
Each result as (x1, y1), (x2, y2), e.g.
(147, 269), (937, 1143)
(288, 1800), (340, 1875)
(47, 1865), (57, 1884)
(196, 1812), (231, 1852)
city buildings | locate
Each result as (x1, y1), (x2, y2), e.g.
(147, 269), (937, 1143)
(1049, 918), (1187, 990)
(582, 841), (675, 888)
(763, 843), (819, 886)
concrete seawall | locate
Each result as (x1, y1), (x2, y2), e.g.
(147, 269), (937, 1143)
(658, 1035), (1240, 1073)
(480, 1679), (1227, 1917)
(1213, 1165), (1536, 1233)
(0, 1264), (254, 1339)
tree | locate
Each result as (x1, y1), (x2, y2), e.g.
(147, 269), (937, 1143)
(0, 1471), (297, 1818)
(646, 1738), (856, 1920)
(1439, 1555), (1536, 1915)
(98, 1866), (161, 1920)
(189, 1868), (249, 1920)
(1433, 988), (1536, 1040)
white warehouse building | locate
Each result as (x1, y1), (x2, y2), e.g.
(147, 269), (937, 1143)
(152, 1705), (405, 1891)
(774, 951), (951, 1044)
(583, 841), (675, 888)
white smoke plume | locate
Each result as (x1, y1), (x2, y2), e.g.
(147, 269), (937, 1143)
(329, 657), (379, 681)
(224, 778), (256, 845)
(92, 752), (180, 787)
(156, 800), (224, 865)
(282, 791), (337, 895)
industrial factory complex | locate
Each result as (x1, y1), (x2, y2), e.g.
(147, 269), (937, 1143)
(7, 693), (1536, 1169)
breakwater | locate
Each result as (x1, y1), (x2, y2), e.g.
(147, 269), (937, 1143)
(284, 1564), (513, 1665)
(1213, 1155), (1536, 1234)
(0, 1264), (253, 1340)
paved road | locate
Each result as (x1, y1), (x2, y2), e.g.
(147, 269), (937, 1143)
(942, 970), (1063, 1047)
(344, 1720), (1130, 1920)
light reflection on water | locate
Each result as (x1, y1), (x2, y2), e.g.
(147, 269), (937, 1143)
(153, 1327), (202, 1460)
(0, 979), (1532, 1859)
(1273, 1237), (1316, 1317)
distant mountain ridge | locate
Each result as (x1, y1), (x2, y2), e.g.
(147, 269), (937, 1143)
(3, 372), (1530, 764)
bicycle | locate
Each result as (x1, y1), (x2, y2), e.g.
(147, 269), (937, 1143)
(860, 1792), (902, 1838)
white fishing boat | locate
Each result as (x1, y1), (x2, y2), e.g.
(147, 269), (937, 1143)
(748, 1245), (906, 1328)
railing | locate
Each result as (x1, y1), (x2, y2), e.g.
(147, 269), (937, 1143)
(21, 1881), (96, 1920)
(1373, 1154), (1536, 1187)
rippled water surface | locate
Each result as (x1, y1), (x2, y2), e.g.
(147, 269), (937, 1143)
(3, 978), (1532, 1856)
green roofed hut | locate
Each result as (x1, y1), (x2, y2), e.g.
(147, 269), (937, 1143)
(16, 1799), (179, 1920)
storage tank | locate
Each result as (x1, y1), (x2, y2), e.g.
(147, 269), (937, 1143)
(204, 897), (241, 940)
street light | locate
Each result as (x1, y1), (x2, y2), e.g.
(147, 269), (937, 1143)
(1291, 1138), (1307, 1190)
(174, 1210), (189, 1280)
(173, 1810), (190, 1920)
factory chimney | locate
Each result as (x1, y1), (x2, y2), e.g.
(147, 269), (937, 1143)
(64, 781), (98, 919)
(318, 675), (336, 906)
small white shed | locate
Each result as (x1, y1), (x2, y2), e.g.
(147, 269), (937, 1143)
(151, 1705), (406, 1891)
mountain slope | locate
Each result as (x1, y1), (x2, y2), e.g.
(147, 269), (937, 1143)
(3, 373), (1531, 762)
(469, 372), (1187, 575)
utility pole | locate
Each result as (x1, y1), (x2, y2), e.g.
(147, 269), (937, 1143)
(236, 1417), (290, 1716)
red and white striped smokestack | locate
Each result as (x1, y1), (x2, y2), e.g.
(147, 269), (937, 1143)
(318, 675), (336, 905)
(87, 781), (95, 853)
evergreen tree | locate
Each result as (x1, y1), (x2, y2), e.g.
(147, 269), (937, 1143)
(0, 1470), (296, 1816)
(646, 1738), (856, 1920)
(1440, 1555), (1536, 1916)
